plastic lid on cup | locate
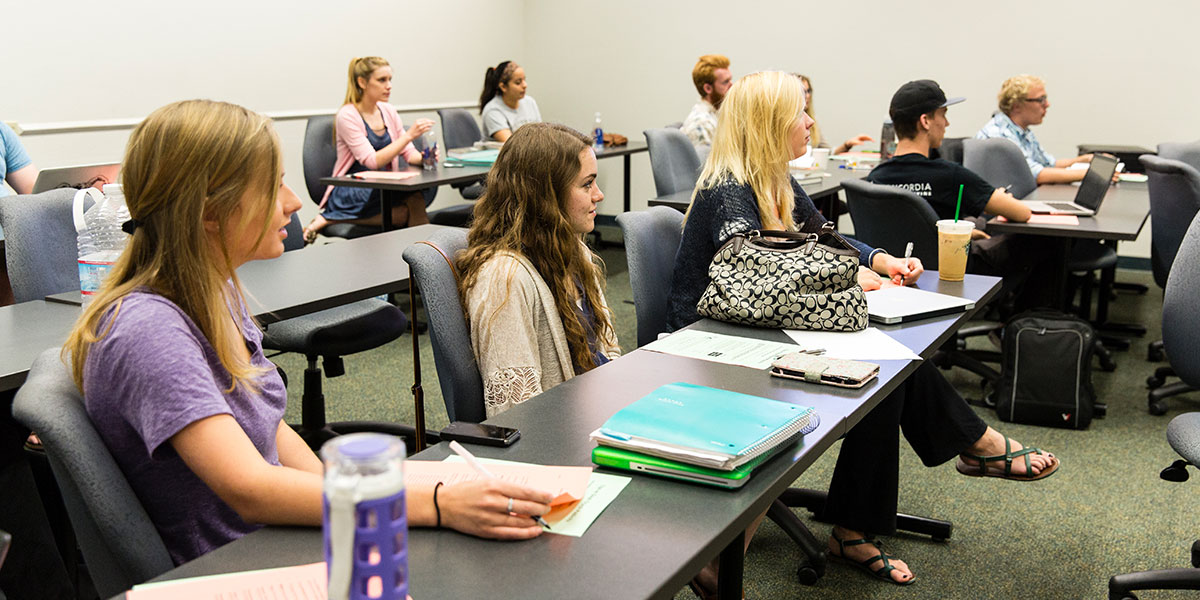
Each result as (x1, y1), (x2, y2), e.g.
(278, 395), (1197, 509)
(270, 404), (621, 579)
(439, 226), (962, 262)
(935, 219), (975, 234)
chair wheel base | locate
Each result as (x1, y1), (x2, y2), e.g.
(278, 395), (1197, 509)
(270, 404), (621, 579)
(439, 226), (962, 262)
(1148, 376), (1165, 389)
(796, 564), (821, 586)
(1149, 400), (1169, 416)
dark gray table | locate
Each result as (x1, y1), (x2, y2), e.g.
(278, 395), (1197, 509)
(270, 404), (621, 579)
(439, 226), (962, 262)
(649, 169), (864, 220)
(6, 225), (449, 395)
(987, 181), (1150, 308)
(127, 272), (1000, 600)
(321, 141), (649, 222)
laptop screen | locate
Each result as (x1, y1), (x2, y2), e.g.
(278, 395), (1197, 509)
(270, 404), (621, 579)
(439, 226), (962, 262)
(1075, 154), (1119, 210)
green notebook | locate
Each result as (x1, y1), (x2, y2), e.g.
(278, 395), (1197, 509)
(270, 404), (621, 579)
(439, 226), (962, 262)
(592, 446), (773, 489)
(589, 382), (819, 471)
(445, 148), (499, 166)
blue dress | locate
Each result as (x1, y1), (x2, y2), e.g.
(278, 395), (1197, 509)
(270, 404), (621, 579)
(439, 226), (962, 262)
(322, 112), (391, 220)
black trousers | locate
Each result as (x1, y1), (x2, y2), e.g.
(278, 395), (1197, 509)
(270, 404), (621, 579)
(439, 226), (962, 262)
(821, 363), (988, 535)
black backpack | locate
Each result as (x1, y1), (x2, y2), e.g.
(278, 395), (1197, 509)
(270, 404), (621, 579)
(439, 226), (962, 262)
(994, 311), (1103, 430)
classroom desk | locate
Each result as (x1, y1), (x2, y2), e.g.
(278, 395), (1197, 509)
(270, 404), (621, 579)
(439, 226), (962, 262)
(3, 225), (448, 395)
(124, 272), (1000, 600)
(648, 168), (864, 220)
(986, 181), (1150, 309)
(320, 141), (649, 223)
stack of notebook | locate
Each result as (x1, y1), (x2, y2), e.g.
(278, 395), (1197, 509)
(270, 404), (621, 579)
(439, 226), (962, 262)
(590, 382), (819, 488)
(445, 148), (500, 167)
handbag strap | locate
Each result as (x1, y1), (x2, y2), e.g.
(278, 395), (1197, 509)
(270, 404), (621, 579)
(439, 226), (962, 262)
(415, 240), (460, 284)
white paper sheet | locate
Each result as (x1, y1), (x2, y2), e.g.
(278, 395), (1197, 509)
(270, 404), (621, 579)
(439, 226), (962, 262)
(642, 329), (800, 370)
(782, 327), (922, 361)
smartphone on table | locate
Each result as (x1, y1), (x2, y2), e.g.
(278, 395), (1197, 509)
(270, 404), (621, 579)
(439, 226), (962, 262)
(440, 421), (521, 447)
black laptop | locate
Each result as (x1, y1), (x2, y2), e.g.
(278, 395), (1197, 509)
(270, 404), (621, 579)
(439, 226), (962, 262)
(1021, 153), (1119, 216)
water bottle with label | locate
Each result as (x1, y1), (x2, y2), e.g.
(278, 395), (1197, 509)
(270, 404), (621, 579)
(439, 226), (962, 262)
(322, 433), (407, 600)
(593, 112), (604, 150)
(880, 120), (897, 161)
(73, 184), (130, 307)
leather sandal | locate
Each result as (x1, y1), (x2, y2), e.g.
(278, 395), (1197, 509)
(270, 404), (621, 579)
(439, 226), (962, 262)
(830, 530), (914, 585)
(956, 436), (1059, 481)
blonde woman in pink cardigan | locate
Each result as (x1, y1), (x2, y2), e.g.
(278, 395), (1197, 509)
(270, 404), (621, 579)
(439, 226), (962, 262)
(303, 56), (436, 243)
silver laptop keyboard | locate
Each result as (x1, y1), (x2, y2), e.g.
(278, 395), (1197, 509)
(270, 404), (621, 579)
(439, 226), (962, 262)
(1046, 202), (1080, 211)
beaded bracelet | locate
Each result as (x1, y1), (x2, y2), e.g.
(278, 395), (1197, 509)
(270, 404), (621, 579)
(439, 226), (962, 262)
(433, 481), (444, 528)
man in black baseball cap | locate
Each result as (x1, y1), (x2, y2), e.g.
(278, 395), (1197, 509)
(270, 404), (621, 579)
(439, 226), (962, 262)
(866, 79), (1057, 310)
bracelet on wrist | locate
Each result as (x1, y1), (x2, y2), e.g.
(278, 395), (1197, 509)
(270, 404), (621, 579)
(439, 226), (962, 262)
(433, 481), (444, 528)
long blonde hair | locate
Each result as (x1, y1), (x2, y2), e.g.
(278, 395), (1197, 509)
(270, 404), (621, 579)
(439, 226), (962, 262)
(64, 99), (282, 391)
(690, 71), (804, 230)
(457, 123), (614, 372)
(343, 56), (390, 106)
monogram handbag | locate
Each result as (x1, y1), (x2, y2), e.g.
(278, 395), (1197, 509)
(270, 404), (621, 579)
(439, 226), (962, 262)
(696, 223), (869, 331)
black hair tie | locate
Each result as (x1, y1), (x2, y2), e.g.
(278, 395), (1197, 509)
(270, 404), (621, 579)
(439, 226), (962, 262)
(121, 219), (141, 235)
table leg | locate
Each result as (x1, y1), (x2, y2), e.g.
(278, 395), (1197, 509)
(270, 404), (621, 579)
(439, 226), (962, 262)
(408, 282), (426, 452)
(1050, 238), (1072, 311)
(717, 530), (745, 599)
(381, 191), (395, 232)
(623, 154), (632, 213)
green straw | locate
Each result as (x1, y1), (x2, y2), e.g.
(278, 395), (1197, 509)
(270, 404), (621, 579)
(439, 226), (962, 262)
(954, 184), (964, 222)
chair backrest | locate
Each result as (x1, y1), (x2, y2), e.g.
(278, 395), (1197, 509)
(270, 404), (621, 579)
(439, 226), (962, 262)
(937, 137), (965, 164)
(282, 212), (305, 252)
(12, 348), (174, 598)
(437, 109), (484, 150)
(1163, 212), (1200, 386)
(842, 178), (939, 263)
(1141, 155), (1200, 288)
(615, 207), (685, 347)
(400, 228), (485, 423)
(302, 115), (337, 206)
(1158, 140), (1200, 173)
(0, 188), (85, 303)
(644, 128), (702, 197)
(963, 137), (1037, 199)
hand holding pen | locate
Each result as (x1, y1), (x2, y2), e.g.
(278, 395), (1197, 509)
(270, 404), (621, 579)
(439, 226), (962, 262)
(449, 441), (553, 530)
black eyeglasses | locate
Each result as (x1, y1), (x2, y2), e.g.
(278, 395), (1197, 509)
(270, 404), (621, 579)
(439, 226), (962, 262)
(1024, 96), (1048, 105)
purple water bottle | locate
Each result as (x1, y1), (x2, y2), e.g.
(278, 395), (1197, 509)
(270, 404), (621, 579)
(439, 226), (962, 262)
(322, 434), (407, 600)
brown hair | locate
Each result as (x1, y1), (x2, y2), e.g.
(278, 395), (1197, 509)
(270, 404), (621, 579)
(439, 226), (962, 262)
(692, 54), (730, 98)
(64, 99), (281, 391)
(457, 122), (614, 371)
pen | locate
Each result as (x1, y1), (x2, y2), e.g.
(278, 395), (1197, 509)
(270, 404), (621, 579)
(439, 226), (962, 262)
(901, 241), (913, 286)
(447, 441), (552, 530)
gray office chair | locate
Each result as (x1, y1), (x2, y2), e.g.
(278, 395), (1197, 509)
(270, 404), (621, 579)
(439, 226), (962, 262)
(643, 128), (702, 197)
(934, 137), (965, 165)
(262, 213), (415, 448)
(1109, 212), (1200, 600)
(963, 137), (1037, 199)
(435, 108), (486, 207)
(12, 348), (174, 598)
(615, 207), (684, 347)
(400, 228), (486, 423)
(0, 188), (86, 303)
(1141, 155), (1200, 414)
(842, 178), (1003, 384)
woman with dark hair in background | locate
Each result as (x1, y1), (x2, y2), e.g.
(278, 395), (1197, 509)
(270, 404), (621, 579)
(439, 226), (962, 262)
(478, 61), (542, 142)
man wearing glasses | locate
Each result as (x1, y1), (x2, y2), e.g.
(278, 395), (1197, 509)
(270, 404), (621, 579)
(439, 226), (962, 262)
(975, 74), (1095, 184)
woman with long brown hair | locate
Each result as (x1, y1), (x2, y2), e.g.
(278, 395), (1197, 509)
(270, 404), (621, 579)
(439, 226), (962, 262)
(64, 99), (552, 565)
(459, 122), (619, 416)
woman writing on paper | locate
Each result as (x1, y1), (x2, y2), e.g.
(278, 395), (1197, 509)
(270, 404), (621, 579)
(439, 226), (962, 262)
(64, 100), (552, 565)
(666, 71), (1059, 587)
(478, 60), (542, 143)
(303, 56), (436, 243)
(458, 122), (620, 416)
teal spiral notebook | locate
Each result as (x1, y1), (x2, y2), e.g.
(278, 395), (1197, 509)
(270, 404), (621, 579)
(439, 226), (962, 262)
(589, 382), (819, 471)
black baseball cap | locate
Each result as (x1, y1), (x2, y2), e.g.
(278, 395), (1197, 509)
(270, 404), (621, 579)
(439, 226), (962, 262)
(888, 80), (965, 121)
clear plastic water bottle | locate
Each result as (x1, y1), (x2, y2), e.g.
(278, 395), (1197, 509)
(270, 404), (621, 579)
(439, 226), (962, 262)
(74, 184), (130, 307)
(880, 120), (897, 161)
(322, 433), (407, 600)
(593, 112), (604, 150)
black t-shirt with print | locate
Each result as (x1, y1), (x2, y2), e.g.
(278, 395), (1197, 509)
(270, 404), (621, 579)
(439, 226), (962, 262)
(864, 153), (995, 220)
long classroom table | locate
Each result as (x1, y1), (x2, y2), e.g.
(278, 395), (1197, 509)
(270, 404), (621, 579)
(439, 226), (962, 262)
(121, 272), (1001, 600)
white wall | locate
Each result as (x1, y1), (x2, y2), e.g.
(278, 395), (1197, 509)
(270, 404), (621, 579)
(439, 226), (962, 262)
(10, 0), (1197, 257)
(7, 0), (525, 221)
(523, 0), (1200, 257)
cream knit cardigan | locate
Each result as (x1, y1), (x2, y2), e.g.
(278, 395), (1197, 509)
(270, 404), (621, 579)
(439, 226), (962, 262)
(465, 251), (620, 417)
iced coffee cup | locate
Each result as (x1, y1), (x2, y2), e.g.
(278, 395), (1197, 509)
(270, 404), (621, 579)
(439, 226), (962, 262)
(936, 219), (974, 281)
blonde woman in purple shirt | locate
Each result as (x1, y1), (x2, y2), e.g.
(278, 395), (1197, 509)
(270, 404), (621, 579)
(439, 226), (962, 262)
(63, 100), (552, 565)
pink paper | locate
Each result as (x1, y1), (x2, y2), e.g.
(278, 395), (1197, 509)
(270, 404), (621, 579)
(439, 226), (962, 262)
(354, 170), (420, 181)
(126, 562), (326, 600)
(404, 460), (591, 506)
(995, 214), (1080, 225)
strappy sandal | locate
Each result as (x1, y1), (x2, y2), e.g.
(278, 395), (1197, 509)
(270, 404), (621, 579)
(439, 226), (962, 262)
(830, 531), (914, 585)
(956, 436), (1059, 481)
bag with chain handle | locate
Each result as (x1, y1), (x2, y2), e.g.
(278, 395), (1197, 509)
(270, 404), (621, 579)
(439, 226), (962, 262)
(697, 222), (868, 331)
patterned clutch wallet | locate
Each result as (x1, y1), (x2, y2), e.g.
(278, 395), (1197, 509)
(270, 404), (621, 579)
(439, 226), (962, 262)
(769, 352), (880, 389)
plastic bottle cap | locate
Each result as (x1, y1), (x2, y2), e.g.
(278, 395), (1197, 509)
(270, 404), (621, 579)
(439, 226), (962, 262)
(338, 436), (392, 460)
(102, 183), (123, 195)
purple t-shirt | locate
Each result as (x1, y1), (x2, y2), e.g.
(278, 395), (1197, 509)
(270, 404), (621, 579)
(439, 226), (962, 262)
(83, 290), (287, 565)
